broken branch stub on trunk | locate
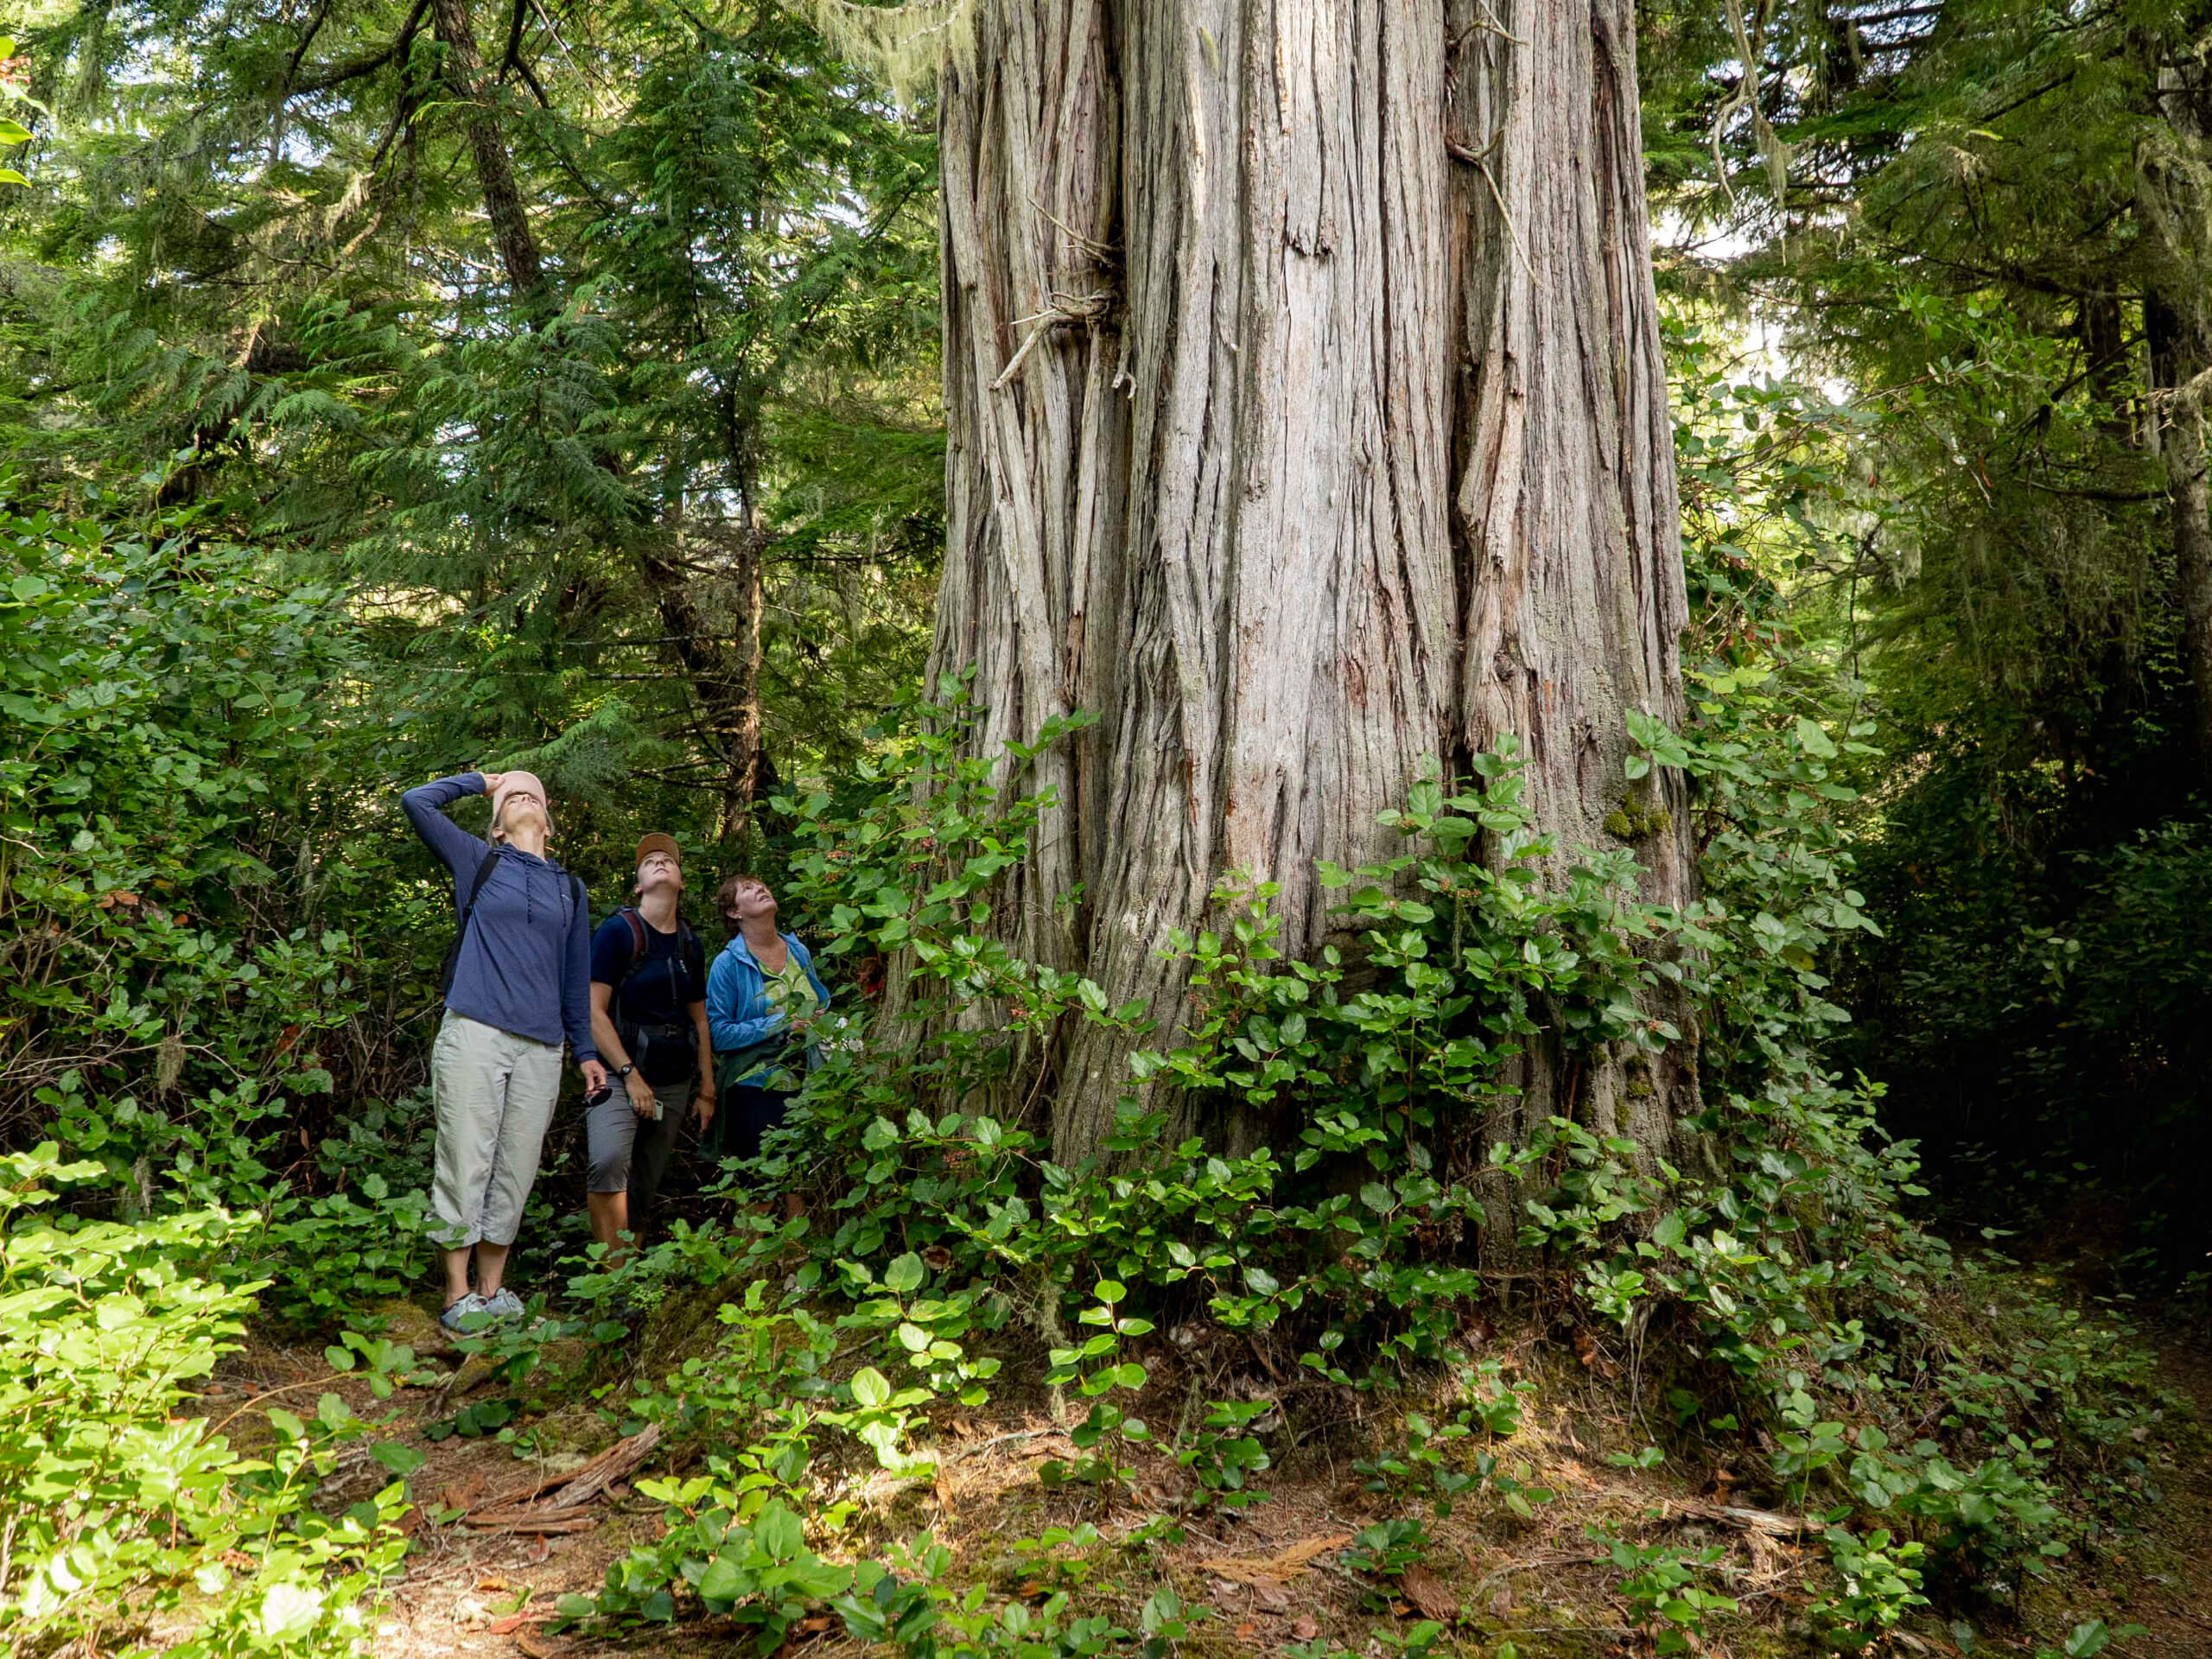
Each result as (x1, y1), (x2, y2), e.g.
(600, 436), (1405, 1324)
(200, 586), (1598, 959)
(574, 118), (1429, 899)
(923, 0), (1699, 1180)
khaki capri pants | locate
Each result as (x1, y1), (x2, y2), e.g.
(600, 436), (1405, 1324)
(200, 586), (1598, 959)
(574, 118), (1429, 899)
(429, 1011), (564, 1249)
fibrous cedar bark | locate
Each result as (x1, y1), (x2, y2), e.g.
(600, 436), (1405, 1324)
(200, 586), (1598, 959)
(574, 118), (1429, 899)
(2141, 35), (2212, 769)
(931, 0), (1694, 1166)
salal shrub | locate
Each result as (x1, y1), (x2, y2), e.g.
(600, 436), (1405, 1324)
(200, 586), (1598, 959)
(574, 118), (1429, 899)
(0, 1143), (404, 1656)
(1, 495), (440, 1323)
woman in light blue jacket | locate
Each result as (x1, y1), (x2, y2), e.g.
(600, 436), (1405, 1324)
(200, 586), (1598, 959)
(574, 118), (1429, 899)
(705, 873), (831, 1162)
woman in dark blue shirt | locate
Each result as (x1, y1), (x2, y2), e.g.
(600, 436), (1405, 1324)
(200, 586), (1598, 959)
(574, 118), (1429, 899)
(585, 834), (713, 1252)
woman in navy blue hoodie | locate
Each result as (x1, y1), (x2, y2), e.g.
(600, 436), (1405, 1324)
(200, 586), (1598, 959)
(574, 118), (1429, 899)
(401, 770), (604, 1331)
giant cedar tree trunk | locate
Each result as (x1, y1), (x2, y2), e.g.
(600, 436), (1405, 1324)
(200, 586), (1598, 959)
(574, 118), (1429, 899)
(931, 0), (1694, 1170)
(2141, 42), (2212, 769)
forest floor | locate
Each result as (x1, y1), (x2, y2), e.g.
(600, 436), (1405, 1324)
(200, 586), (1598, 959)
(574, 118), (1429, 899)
(2113, 1336), (2212, 1657)
(203, 1285), (2212, 1659)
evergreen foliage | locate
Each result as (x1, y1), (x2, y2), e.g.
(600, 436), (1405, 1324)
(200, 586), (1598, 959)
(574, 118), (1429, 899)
(2, 0), (942, 848)
(1643, 0), (2212, 1278)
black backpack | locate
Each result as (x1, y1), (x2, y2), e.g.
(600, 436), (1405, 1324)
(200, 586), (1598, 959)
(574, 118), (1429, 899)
(439, 849), (587, 997)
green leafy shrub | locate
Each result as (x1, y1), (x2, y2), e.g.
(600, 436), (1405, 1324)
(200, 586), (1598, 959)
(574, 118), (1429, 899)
(0, 1144), (404, 1657)
(1814, 1527), (1929, 1652)
(2036, 1620), (2147, 1659)
(1595, 1527), (1738, 1656)
(1174, 1398), (1272, 1512)
(1, 497), (445, 1331)
(838, 1535), (1200, 1657)
(1039, 1280), (1153, 1503)
(1, 508), (407, 1146)
(1343, 1517), (1431, 1583)
(578, 1493), (849, 1642)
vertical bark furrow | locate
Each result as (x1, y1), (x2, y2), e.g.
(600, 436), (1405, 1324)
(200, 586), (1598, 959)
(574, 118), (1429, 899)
(1451, 0), (1686, 887)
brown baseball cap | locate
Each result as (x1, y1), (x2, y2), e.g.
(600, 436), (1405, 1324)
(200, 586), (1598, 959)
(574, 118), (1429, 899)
(634, 832), (682, 868)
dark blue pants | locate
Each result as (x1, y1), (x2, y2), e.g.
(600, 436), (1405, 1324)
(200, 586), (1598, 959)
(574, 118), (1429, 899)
(719, 1084), (795, 1162)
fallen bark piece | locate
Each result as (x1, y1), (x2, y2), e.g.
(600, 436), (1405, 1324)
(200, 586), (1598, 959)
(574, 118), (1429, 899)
(1666, 1497), (1809, 1536)
(1209, 1576), (1293, 1615)
(460, 1512), (601, 1535)
(1400, 1563), (1458, 1624)
(1197, 1533), (1354, 1587)
(463, 1424), (661, 1533)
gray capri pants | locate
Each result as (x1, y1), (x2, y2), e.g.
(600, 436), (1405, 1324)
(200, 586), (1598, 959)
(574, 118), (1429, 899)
(586, 1074), (690, 1221)
(429, 1011), (564, 1249)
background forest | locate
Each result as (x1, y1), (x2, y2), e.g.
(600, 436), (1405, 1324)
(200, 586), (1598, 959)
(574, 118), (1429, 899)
(1642, 0), (2212, 1283)
(4, 1), (2212, 1657)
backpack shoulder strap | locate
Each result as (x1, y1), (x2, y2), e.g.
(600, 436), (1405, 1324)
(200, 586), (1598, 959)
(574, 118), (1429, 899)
(674, 917), (701, 998)
(604, 906), (645, 996)
(440, 849), (505, 997)
(467, 849), (503, 912)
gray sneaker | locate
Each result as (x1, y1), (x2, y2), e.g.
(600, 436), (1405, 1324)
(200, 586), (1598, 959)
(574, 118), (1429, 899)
(480, 1287), (526, 1321)
(439, 1292), (491, 1333)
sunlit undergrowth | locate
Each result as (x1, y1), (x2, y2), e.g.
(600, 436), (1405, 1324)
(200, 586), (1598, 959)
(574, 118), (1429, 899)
(528, 664), (2170, 1656)
(0, 1145), (413, 1658)
(0, 339), (2182, 1659)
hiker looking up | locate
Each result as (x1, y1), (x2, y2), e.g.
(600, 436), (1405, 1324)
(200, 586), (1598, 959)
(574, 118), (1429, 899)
(585, 834), (713, 1254)
(704, 874), (830, 1171)
(400, 769), (601, 1333)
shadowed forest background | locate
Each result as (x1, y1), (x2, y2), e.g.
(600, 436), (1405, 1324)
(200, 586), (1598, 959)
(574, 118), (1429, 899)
(6, 1), (2212, 1656)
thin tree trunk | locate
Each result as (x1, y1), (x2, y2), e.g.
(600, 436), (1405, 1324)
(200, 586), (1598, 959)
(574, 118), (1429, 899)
(2142, 43), (2212, 768)
(721, 515), (766, 840)
(429, 0), (543, 299)
(641, 505), (765, 841)
(2152, 296), (2212, 766)
(932, 0), (1697, 1171)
